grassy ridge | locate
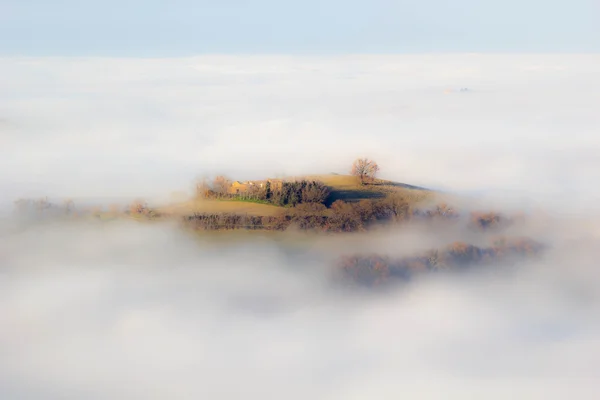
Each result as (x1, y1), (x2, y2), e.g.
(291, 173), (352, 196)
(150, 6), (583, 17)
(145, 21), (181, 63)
(157, 174), (432, 218)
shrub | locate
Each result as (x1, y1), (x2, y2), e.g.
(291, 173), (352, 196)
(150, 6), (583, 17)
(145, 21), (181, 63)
(374, 193), (413, 221)
(129, 199), (149, 215)
(470, 211), (510, 231)
(301, 181), (330, 204)
(327, 200), (364, 232)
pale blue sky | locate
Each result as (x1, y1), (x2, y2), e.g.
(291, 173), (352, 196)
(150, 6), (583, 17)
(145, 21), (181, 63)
(1, 0), (599, 55)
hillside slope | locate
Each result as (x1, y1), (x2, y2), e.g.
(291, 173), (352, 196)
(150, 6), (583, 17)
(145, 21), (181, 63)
(157, 174), (432, 218)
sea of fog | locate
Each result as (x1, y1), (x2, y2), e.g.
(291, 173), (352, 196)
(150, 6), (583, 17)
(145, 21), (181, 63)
(1, 55), (600, 398)
(1, 54), (600, 209)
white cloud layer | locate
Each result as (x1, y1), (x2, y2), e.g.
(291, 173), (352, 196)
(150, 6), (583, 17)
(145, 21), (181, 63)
(1, 55), (600, 399)
(1, 219), (600, 399)
(1, 55), (600, 210)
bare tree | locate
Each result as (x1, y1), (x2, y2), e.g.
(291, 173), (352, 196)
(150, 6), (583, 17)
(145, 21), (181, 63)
(247, 183), (264, 200)
(212, 175), (231, 197)
(301, 181), (330, 204)
(381, 193), (413, 221)
(351, 158), (380, 185)
(195, 177), (212, 199)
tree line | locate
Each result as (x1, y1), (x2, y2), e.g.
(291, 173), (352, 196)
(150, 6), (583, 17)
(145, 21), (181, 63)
(184, 194), (513, 233)
(197, 176), (330, 207)
(337, 237), (544, 287)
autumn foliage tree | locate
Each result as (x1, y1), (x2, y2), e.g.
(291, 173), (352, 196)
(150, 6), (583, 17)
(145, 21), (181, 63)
(351, 158), (380, 185)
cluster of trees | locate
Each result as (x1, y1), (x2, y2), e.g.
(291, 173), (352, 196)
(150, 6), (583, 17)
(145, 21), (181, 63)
(270, 180), (330, 206)
(185, 196), (524, 236)
(15, 197), (57, 213)
(412, 206), (515, 232)
(196, 175), (272, 201)
(469, 211), (513, 231)
(197, 176), (331, 206)
(196, 156), (381, 203)
(13, 197), (77, 216)
(13, 196), (160, 219)
(414, 203), (459, 219)
(196, 176), (232, 199)
(338, 237), (544, 287)
(185, 213), (287, 231)
(185, 193), (422, 232)
(127, 199), (159, 218)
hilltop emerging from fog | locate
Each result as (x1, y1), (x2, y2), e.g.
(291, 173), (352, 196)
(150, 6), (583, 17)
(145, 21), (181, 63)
(8, 168), (546, 291)
(160, 174), (430, 217)
(12, 169), (519, 235)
